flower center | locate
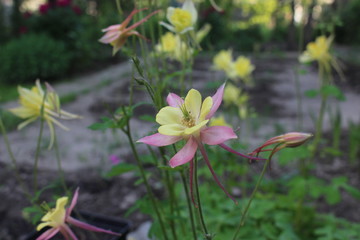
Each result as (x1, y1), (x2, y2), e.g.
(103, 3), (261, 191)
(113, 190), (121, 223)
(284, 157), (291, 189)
(180, 104), (195, 128)
(170, 8), (192, 32)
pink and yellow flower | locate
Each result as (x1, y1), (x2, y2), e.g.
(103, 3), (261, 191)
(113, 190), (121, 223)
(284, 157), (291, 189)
(36, 188), (120, 240)
(99, 8), (160, 55)
(138, 84), (264, 203)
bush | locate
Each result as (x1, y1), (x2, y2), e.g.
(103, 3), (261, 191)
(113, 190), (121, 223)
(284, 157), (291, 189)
(0, 34), (71, 84)
(335, 0), (360, 45)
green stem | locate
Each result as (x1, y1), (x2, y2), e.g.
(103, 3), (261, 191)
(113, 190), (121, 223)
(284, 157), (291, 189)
(180, 169), (198, 240)
(0, 116), (32, 200)
(194, 155), (212, 240)
(53, 130), (68, 194)
(159, 148), (179, 240)
(33, 116), (45, 193)
(311, 64), (328, 161)
(124, 120), (169, 240)
(232, 158), (270, 240)
(294, 66), (303, 130)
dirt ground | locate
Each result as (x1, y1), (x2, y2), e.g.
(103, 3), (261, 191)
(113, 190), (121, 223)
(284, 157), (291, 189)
(0, 52), (359, 239)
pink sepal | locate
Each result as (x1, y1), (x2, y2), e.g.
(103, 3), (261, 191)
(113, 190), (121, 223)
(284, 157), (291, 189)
(167, 93), (184, 107)
(169, 137), (198, 168)
(36, 228), (59, 240)
(207, 83), (225, 119)
(66, 187), (79, 218)
(201, 126), (237, 145)
(138, 133), (181, 146)
(67, 217), (121, 236)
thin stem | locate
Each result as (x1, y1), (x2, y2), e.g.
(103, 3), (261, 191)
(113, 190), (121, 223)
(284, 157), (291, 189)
(232, 158), (270, 240)
(180, 169), (198, 240)
(33, 97), (46, 193)
(194, 154), (212, 240)
(294, 66), (303, 130)
(115, 0), (122, 15)
(311, 64), (328, 160)
(158, 148), (179, 240)
(124, 120), (169, 240)
(218, 143), (267, 161)
(0, 116), (32, 200)
(53, 130), (68, 194)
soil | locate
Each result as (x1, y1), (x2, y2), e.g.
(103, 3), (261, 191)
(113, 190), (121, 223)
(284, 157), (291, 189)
(0, 52), (359, 239)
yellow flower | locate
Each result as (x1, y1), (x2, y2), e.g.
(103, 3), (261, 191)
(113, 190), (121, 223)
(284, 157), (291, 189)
(299, 35), (332, 66)
(8, 80), (81, 149)
(157, 89), (212, 137)
(156, 32), (177, 53)
(160, 0), (198, 34)
(156, 24), (211, 62)
(209, 115), (231, 127)
(37, 196), (68, 231)
(213, 50), (235, 78)
(233, 56), (255, 82)
(223, 83), (240, 106)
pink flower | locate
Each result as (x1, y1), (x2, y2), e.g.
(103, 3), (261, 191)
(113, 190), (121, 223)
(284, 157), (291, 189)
(138, 84), (264, 204)
(99, 8), (160, 55)
(39, 3), (50, 14)
(56, 0), (71, 7)
(36, 188), (120, 240)
(72, 5), (82, 15)
(109, 154), (121, 165)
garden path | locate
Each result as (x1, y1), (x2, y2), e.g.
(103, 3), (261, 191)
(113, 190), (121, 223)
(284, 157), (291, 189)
(0, 52), (359, 239)
(0, 52), (359, 173)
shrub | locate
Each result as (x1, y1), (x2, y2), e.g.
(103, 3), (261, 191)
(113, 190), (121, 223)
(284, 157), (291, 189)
(0, 34), (71, 84)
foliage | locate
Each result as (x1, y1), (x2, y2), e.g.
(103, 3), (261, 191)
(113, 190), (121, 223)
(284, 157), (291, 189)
(0, 33), (71, 84)
(335, 0), (360, 45)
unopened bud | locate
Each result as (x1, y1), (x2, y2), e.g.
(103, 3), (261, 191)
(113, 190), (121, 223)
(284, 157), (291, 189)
(280, 132), (313, 148)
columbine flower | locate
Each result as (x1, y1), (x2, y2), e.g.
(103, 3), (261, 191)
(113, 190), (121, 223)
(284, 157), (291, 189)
(299, 36), (333, 68)
(213, 50), (235, 79)
(36, 188), (120, 240)
(99, 8), (160, 55)
(160, 0), (197, 34)
(233, 56), (255, 84)
(156, 24), (211, 62)
(8, 80), (80, 149)
(223, 83), (240, 106)
(249, 132), (313, 160)
(138, 84), (264, 204)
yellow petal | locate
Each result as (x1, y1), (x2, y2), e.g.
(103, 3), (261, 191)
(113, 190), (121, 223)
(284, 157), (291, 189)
(36, 222), (50, 231)
(183, 119), (208, 136)
(199, 96), (213, 122)
(156, 106), (183, 125)
(159, 124), (185, 136)
(184, 89), (202, 120)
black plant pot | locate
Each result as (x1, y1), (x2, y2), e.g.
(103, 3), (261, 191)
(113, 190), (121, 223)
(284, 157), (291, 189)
(23, 211), (132, 240)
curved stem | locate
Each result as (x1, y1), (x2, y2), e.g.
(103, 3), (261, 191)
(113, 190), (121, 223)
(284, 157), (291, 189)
(159, 148), (179, 240)
(0, 116), (32, 200)
(124, 120), (169, 240)
(218, 143), (266, 161)
(53, 129), (68, 194)
(194, 154), (212, 240)
(198, 142), (237, 204)
(180, 169), (198, 240)
(232, 158), (270, 240)
(33, 115), (45, 193)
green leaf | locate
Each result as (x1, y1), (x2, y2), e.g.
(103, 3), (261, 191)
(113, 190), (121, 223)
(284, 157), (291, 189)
(324, 186), (342, 205)
(139, 114), (155, 122)
(157, 165), (184, 172)
(105, 163), (137, 178)
(342, 184), (360, 200)
(304, 89), (319, 98)
(320, 85), (346, 101)
(88, 117), (115, 131)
